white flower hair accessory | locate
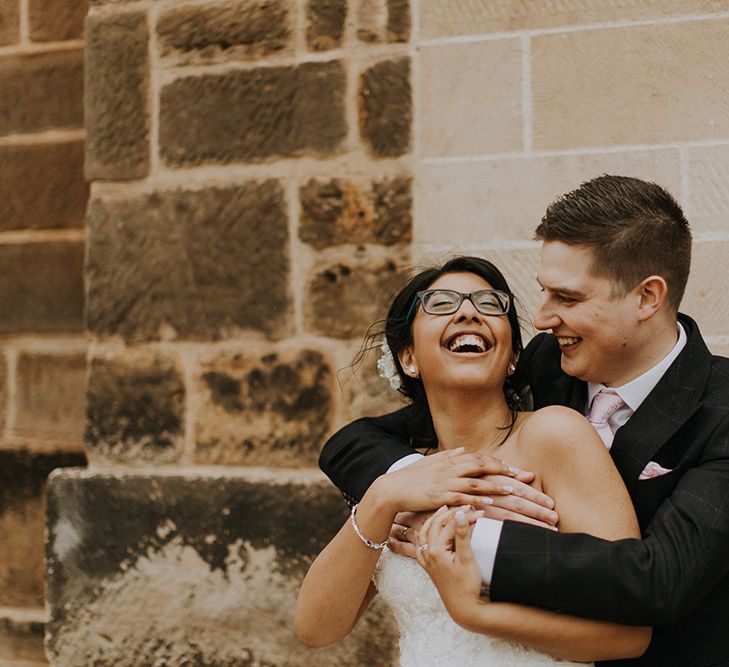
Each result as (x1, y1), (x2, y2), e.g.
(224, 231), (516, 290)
(376, 338), (402, 391)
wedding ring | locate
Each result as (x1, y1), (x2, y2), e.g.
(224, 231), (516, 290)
(417, 543), (429, 554)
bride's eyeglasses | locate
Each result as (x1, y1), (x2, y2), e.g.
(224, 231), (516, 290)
(406, 289), (511, 322)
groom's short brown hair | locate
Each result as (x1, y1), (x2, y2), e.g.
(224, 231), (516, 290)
(535, 175), (691, 312)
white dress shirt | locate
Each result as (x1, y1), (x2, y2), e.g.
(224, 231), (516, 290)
(389, 323), (687, 585)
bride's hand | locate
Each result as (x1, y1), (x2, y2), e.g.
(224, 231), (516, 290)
(370, 448), (524, 515)
(414, 506), (484, 627)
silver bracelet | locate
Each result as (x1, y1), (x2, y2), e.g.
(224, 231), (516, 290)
(350, 503), (389, 550)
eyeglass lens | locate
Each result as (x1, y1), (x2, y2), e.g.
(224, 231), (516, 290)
(421, 290), (509, 315)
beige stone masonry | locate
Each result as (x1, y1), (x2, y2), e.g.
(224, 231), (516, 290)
(685, 144), (729, 234)
(418, 39), (523, 157)
(419, 0), (729, 39)
(532, 19), (729, 150)
(415, 150), (681, 245)
(682, 240), (729, 337)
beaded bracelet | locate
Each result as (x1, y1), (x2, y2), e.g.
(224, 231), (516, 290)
(350, 503), (389, 550)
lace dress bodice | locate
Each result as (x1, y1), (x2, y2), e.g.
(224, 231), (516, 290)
(373, 548), (593, 667)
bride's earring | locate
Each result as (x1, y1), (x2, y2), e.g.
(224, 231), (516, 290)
(409, 366), (419, 378)
(507, 363), (516, 375)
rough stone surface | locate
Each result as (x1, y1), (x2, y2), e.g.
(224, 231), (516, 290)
(306, 0), (346, 51)
(304, 251), (407, 339)
(160, 61), (346, 166)
(0, 0), (19, 45)
(0, 354), (6, 435)
(415, 149), (681, 245)
(686, 144), (729, 234)
(85, 352), (185, 464)
(359, 57), (411, 158)
(0, 241), (84, 334)
(29, 0), (87, 42)
(682, 240), (729, 338)
(86, 182), (290, 341)
(45, 470), (398, 666)
(157, 0), (291, 64)
(0, 50), (83, 136)
(356, 0), (409, 42)
(0, 450), (86, 607)
(194, 348), (332, 466)
(341, 347), (407, 420)
(532, 20), (729, 150)
(0, 141), (88, 231)
(386, 0), (410, 42)
(419, 0), (729, 38)
(419, 40), (522, 157)
(0, 610), (47, 664)
(85, 11), (149, 179)
(14, 352), (87, 443)
(299, 175), (412, 248)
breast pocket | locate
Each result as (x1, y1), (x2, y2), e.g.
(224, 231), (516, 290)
(633, 468), (682, 530)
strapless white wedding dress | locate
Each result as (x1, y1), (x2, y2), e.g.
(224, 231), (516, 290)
(373, 548), (592, 667)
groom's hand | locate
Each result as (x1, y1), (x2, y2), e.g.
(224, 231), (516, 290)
(389, 478), (557, 558)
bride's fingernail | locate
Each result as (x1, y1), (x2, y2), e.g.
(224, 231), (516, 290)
(436, 505), (448, 514)
(481, 497), (494, 506)
(501, 485), (514, 493)
(455, 510), (467, 526)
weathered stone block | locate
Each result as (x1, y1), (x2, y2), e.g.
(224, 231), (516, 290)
(304, 251), (406, 339)
(532, 20), (729, 150)
(299, 175), (411, 248)
(160, 61), (346, 166)
(85, 352), (185, 464)
(419, 40), (522, 157)
(46, 469), (398, 666)
(157, 0), (290, 64)
(416, 149), (681, 245)
(356, 0), (410, 43)
(341, 347), (407, 420)
(194, 348), (332, 466)
(0, 0), (20, 46)
(0, 608), (46, 664)
(0, 241), (84, 333)
(0, 449), (86, 607)
(682, 240), (729, 338)
(359, 57), (410, 158)
(420, 0), (729, 38)
(30, 0), (86, 42)
(14, 352), (87, 443)
(86, 182), (290, 341)
(0, 354), (6, 435)
(85, 11), (149, 179)
(0, 50), (83, 136)
(306, 0), (346, 51)
(0, 141), (88, 231)
(686, 144), (729, 234)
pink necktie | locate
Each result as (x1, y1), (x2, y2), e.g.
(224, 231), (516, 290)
(587, 391), (625, 449)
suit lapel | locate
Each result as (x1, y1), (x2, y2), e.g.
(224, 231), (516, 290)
(610, 315), (712, 493)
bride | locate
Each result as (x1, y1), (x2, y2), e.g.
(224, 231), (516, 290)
(295, 256), (650, 665)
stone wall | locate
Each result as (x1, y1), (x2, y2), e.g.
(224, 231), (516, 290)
(42, 1), (729, 666)
(0, 0), (88, 664)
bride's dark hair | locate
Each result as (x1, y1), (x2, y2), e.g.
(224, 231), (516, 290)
(358, 256), (529, 446)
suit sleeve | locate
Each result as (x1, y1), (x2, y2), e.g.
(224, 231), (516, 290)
(318, 405), (419, 503)
(490, 417), (729, 626)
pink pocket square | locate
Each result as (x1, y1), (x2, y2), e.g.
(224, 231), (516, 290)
(638, 461), (673, 480)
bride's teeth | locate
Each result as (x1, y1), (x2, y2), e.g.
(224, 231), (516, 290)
(448, 334), (487, 352)
(558, 336), (581, 346)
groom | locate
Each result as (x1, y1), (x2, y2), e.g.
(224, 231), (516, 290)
(319, 175), (729, 666)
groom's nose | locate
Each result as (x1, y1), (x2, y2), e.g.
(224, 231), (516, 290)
(533, 299), (560, 331)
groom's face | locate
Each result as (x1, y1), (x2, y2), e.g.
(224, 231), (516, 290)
(534, 241), (641, 386)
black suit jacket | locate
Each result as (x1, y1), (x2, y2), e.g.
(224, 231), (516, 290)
(319, 314), (729, 666)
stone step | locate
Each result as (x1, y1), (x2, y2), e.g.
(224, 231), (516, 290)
(45, 467), (398, 667)
(0, 606), (48, 665)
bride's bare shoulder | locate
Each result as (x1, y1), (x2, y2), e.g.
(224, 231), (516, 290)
(517, 405), (601, 454)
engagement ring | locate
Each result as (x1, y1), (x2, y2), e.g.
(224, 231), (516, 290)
(417, 544), (429, 554)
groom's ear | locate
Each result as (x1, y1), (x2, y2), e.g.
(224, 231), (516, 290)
(635, 275), (669, 321)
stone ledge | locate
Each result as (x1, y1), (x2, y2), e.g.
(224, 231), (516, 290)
(0, 607), (47, 665)
(46, 468), (398, 666)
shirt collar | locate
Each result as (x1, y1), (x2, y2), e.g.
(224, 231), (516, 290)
(587, 322), (687, 412)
